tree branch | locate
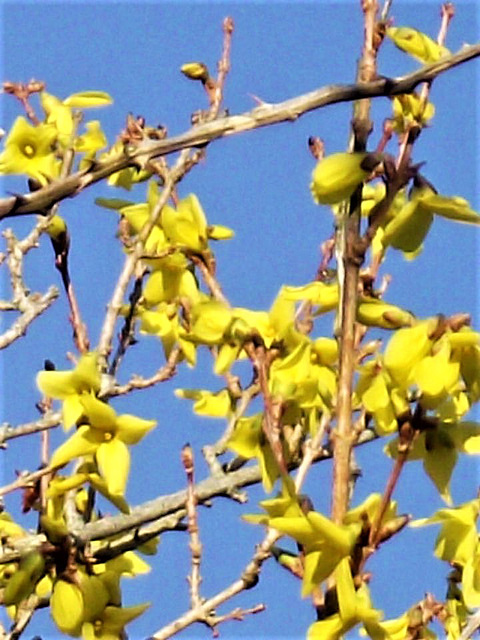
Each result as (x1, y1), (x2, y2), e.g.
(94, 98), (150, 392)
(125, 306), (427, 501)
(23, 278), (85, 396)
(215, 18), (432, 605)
(0, 43), (478, 221)
(0, 412), (60, 446)
(71, 429), (376, 546)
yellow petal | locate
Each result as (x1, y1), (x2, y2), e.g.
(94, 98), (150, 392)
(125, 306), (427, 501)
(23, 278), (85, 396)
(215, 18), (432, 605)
(62, 394), (84, 430)
(96, 439), (130, 497)
(101, 602), (150, 632)
(36, 370), (77, 399)
(207, 224), (235, 240)
(311, 153), (382, 205)
(50, 425), (102, 468)
(115, 414), (156, 445)
(187, 300), (233, 345)
(387, 26), (449, 63)
(51, 579), (85, 635)
(63, 90), (113, 108)
(80, 394), (118, 431)
(105, 551), (151, 577)
(383, 319), (435, 386)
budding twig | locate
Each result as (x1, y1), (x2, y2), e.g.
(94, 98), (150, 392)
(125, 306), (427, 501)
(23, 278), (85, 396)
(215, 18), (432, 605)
(182, 444), (203, 610)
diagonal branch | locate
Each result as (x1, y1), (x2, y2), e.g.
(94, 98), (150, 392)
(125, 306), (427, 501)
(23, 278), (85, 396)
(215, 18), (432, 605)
(71, 429), (376, 546)
(0, 43), (478, 221)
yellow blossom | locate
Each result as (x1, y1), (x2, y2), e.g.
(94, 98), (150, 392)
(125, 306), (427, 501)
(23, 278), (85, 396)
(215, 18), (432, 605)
(0, 116), (59, 185)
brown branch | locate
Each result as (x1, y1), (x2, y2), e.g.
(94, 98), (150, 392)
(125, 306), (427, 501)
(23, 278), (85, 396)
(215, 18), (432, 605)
(151, 528), (277, 640)
(331, 0), (379, 526)
(209, 17), (234, 116)
(108, 275), (143, 376)
(0, 43), (479, 221)
(50, 224), (90, 353)
(244, 342), (287, 477)
(207, 603), (266, 629)
(368, 416), (418, 547)
(190, 254), (230, 306)
(151, 410), (333, 639)
(0, 465), (57, 498)
(104, 344), (181, 398)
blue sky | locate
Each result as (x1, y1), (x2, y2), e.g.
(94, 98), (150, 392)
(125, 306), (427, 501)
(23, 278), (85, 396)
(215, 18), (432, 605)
(0, 1), (479, 638)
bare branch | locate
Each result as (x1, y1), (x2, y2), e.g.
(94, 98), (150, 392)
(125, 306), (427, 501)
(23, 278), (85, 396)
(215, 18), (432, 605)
(0, 412), (61, 446)
(0, 286), (59, 349)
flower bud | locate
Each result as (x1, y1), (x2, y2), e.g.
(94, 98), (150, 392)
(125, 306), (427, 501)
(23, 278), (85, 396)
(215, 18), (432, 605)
(181, 62), (210, 82)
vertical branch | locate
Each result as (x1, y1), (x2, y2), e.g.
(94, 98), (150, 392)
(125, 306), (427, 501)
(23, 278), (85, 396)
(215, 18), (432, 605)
(51, 226), (90, 354)
(331, 0), (379, 525)
(211, 17), (234, 116)
(244, 342), (287, 478)
(182, 444), (203, 610)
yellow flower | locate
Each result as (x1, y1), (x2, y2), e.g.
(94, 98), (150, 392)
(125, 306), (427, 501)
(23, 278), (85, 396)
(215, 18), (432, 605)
(0, 116), (59, 185)
(49, 394), (156, 498)
(36, 352), (101, 430)
(75, 120), (107, 155)
(40, 91), (75, 146)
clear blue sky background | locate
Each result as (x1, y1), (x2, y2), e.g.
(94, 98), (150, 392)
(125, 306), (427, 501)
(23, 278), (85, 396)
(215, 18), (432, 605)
(0, 1), (479, 638)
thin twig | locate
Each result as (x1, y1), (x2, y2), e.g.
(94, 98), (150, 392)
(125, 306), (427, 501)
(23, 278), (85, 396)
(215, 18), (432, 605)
(203, 382), (260, 477)
(244, 342), (287, 478)
(368, 417), (418, 547)
(294, 411), (331, 490)
(0, 465), (57, 498)
(182, 445), (203, 609)
(190, 254), (230, 306)
(51, 224), (90, 353)
(5, 594), (43, 640)
(105, 345), (181, 397)
(108, 275), (143, 376)
(151, 410), (335, 639)
(209, 17), (234, 116)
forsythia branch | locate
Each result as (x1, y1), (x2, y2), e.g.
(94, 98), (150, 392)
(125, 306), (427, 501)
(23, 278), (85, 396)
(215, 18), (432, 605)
(71, 429), (376, 546)
(0, 43), (478, 220)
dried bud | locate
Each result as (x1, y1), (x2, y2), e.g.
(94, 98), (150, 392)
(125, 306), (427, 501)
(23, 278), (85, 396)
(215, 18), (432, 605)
(181, 443), (194, 474)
